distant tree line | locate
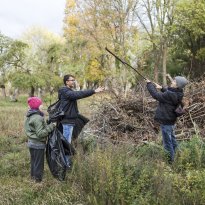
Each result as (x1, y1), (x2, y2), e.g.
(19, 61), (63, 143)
(0, 0), (205, 99)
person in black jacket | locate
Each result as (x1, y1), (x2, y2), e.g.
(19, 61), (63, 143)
(146, 76), (188, 163)
(58, 74), (104, 166)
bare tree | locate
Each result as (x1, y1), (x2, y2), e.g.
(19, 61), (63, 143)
(135, 0), (176, 84)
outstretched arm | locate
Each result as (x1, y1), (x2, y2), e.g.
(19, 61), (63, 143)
(63, 87), (104, 100)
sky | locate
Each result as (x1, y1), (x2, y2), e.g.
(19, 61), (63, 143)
(0, 0), (66, 39)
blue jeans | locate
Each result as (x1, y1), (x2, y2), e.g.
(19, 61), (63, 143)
(62, 124), (74, 167)
(62, 124), (74, 143)
(160, 125), (178, 162)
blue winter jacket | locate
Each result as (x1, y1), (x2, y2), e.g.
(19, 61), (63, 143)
(58, 86), (95, 123)
(147, 82), (184, 125)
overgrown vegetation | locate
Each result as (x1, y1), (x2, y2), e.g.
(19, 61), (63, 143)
(1, 0), (205, 204)
(0, 98), (205, 205)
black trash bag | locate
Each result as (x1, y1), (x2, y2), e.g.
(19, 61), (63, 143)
(72, 114), (90, 139)
(46, 127), (76, 181)
(47, 100), (65, 123)
(61, 135), (76, 156)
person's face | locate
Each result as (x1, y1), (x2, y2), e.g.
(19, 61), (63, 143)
(170, 79), (177, 88)
(66, 77), (76, 88)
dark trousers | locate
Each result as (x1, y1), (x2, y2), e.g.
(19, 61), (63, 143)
(29, 148), (45, 182)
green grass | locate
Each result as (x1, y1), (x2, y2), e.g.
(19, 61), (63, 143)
(0, 95), (205, 205)
(0, 95), (28, 107)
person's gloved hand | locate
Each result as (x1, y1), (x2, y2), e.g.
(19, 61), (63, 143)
(95, 86), (105, 93)
(153, 82), (162, 89)
(166, 73), (174, 82)
(146, 79), (162, 89)
(145, 79), (151, 83)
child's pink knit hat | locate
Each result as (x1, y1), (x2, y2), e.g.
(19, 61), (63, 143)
(27, 97), (42, 109)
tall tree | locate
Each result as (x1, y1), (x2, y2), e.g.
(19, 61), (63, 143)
(0, 33), (27, 98)
(12, 27), (66, 97)
(135, 0), (177, 84)
(171, 0), (205, 77)
(64, 0), (140, 94)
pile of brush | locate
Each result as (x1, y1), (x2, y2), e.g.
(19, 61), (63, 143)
(86, 79), (205, 144)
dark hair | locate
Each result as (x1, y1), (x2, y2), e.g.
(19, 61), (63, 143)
(63, 74), (75, 85)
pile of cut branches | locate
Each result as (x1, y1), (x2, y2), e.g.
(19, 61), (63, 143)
(86, 80), (205, 145)
(176, 80), (205, 139)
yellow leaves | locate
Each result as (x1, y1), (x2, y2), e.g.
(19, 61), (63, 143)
(64, 14), (80, 38)
(85, 59), (105, 82)
(66, 15), (79, 26)
(66, 0), (76, 9)
(64, 0), (79, 38)
(64, 27), (78, 38)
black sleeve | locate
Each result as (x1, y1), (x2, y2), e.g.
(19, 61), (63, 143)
(161, 87), (168, 92)
(63, 89), (95, 100)
(146, 82), (169, 103)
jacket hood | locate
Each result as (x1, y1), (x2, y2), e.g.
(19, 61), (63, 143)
(26, 109), (43, 117)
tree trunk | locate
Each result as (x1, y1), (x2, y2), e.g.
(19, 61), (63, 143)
(153, 45), (159, 82)
(38, 88), (43, 98)
(162, 43), (167, 86)
(29, 86), (35, 97)
(154, 63), (159, 83)
(82, 78), (87, 89)
(10, 88), (19, 102)
(124, 80), (131, 98)
(1, 85), (6, 98)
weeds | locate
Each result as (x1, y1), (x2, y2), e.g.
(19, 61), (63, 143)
(0, 100), (205, 204)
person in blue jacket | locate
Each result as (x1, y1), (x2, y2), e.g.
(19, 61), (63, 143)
(58, 74), (104, 166)
(146, 76), (188, 163)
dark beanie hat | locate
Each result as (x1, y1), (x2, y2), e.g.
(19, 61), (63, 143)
(175, 76), (188, 89)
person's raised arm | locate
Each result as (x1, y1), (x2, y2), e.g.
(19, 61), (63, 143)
(146, 79), (162, 89)
(166, 73), (174, 83)
(146, 79), (168, 103)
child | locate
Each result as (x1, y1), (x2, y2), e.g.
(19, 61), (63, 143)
(24, 97), (55, 182)
(146, 76), (188, 163)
